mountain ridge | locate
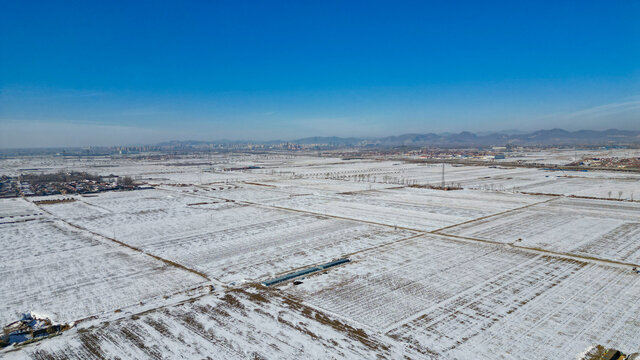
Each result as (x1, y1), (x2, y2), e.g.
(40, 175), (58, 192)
(159, 129), (640, 147)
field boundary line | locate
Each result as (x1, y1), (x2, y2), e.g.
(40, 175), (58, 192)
(28, 198), (213, 282)
(157, 185), (431, 232)
(431, 195), (559, 233)
(438, 232), (640, 269)
(157, 186), (558, 237)
(158, 187), (639, 269)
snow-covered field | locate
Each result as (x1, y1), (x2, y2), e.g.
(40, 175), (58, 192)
(0, 199), (206, 326)
(265, 188), (549, 231)
(1, 152), (639, 358)
(442, 197), (640, 264)
(0, 197), (44, 223)
(36, 189), (418, 284)
(286, 235), (640, 359)
(499, 148), (640, 166)
(2, 286), (418, 359)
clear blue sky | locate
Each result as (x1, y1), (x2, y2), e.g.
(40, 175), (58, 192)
(1, 0), (639, 147)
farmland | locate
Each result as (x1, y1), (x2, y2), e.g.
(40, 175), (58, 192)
(0, 199), (207, 326)
(287, 235), (640, 358)
(441, 197), (640, 263)
(1, 151), (639, 358)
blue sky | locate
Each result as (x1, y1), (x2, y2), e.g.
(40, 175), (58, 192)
(1, 0), (639, 147)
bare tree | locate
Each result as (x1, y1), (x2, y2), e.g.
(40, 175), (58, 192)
(119, 176), (135, 187)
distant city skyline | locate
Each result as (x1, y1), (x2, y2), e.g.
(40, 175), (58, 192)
(1, 1), (639, 148)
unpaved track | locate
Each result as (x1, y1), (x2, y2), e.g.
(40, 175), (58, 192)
(27, 197), (212, 282)
(160, 186), (640, 270)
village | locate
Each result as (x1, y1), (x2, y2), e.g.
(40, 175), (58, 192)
(0, 173), (139, 198)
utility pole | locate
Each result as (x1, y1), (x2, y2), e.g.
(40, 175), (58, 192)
(441, 163), (445, 188)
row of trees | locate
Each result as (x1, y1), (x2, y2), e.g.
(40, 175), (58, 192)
(20, 171), (102, 185)
(19, 171), (135, 187)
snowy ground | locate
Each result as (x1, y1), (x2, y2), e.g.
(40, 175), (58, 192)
(0, 199), (206, 326)
(36, 189), (418, 284)
(2, 286), (419, 359)
(286, 235), (640, 359)
(441, 197), (640, 264)
(263, 188), (549, 231)
(498, 148), (640, 166)
(1, 152), (639, 358)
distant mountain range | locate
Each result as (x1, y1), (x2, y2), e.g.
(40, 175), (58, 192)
(160, 129), (640, 147)
(355, 129), (640, 146)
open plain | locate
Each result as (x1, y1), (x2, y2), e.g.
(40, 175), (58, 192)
(1, 151), (639, 359)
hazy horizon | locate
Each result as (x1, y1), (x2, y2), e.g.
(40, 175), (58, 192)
(1, 126), (639, 150)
